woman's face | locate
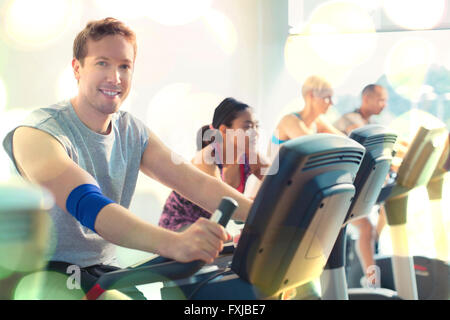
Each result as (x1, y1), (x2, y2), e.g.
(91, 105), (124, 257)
(222, 108), (259, 161)
(311, 89), (333, 116)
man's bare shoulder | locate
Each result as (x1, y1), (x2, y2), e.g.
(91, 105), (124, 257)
(14, 126), (65, 151)
(12, 127), (69, 179)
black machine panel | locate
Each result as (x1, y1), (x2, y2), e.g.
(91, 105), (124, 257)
(396, 126), (448, 189)
(231, 134), (365, 297)
(344, 124), (397, 223)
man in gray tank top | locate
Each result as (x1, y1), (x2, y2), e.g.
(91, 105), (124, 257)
(2, 18), (252, 300)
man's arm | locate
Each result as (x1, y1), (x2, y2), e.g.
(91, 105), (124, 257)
(12, 127), (226, 264)
(139, 130), (253, 222)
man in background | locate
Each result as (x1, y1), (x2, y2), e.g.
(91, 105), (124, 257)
(334, 84), (389, 287)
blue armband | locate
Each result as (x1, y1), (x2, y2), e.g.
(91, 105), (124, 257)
(66, 184), (114, 233)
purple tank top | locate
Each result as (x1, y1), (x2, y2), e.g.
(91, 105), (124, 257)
(158, 155), (252, 231)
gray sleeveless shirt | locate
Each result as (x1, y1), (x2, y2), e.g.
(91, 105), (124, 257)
(2, 100), (149, 267)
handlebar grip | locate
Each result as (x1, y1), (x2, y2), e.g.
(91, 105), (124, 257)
(176, 197), (238, 272)
(90, 197), (239, 297)
(131, 197), (238, 269)
(211, 196), (238, 227)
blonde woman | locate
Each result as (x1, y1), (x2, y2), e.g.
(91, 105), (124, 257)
(268, 75), (344, 299)
(269, 75), (344, 159)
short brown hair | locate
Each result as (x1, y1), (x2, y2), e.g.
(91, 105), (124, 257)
(73, 17), (137, 65)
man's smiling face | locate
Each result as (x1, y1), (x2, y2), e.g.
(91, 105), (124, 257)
(73, 34), (135, 115)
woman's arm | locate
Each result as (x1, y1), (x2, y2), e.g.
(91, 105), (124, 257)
(190, 144), (220, 178)
(140, 130), (253, 222)
(281, 114), (313, 139)
(316, 114), (346, 136)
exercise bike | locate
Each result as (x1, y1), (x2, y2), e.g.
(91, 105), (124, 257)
(92, 134), (366, 300)
(325, 125), (449, 300)
(347, 131), (450, 300)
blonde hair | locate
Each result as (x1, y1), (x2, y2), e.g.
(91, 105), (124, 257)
(302, 75), (333, 98)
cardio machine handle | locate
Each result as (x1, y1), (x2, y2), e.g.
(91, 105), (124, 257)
(87, 197), (238, 298)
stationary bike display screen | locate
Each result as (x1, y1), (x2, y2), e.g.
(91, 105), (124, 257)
(231, 134), (365, 297)
(396, 126), (448, 189)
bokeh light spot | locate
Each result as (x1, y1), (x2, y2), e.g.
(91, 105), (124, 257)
(385, 38), (436, 101)
(95, 0), (213, 26)
(284, 34), (352, 88)
(203, 9), (238, 55)
(285, 1), (377, 88)
(14, 271), (85, 300)
(145, 0), (213, 26)
(0, 77), (7, 113)
(56, 64), (78, 102)
(383, 0), (446, 30)
(304, 1), (377, 67)
(93, 0), (149, 20)
(389, 109), (446, 145)
(2, 0), (80, 49)
(146, 83), (222, 160)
